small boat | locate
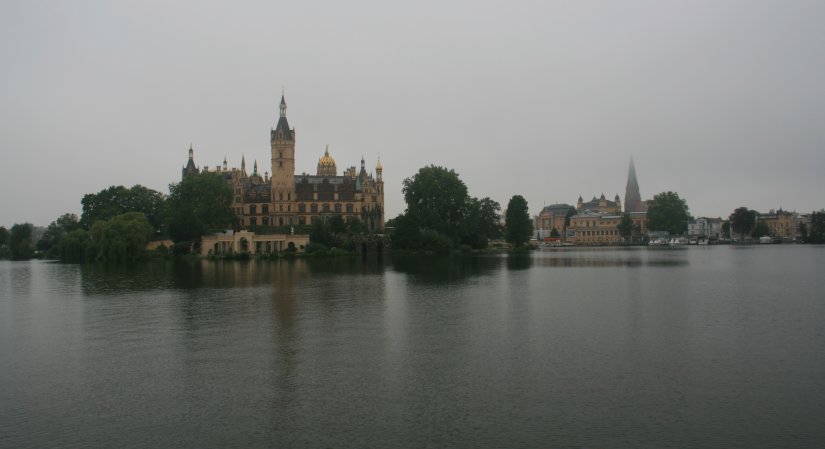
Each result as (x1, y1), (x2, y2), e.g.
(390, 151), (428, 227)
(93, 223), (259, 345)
(759, 236), (773, 244)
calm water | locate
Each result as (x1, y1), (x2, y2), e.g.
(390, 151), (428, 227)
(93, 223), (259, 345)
(1, 246), (824, 448)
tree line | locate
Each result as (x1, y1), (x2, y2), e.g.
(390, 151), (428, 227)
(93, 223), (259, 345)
(1, 173), (238, 262)
(385, 165), (533, 253)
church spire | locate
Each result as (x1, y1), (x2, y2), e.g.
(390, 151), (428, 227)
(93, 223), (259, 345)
(279, 94), (287, 118)
(625, 156), (643, 213)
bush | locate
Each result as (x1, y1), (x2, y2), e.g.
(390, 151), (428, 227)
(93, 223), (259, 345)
(171, 241), (192, 255)
(420, 229), (453, 254)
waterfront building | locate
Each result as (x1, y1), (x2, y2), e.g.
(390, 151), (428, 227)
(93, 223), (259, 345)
(534, 203), (574, 241)
(568, 193), (623, 245)
(183, 95), (385, 232)
(577, 193), (622, 214)
(569, 211), (623, 245)
(687, 217), (724, 240)
(200, 230), (310, 256)
(757, 209), (800, 240)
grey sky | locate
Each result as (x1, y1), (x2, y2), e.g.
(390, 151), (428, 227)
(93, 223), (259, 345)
(2, 0), (824, 228)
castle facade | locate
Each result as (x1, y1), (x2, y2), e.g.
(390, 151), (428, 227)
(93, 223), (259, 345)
(183, 95), (384, 232)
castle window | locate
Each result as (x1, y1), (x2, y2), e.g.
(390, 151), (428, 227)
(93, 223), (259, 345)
(279, 192), (283, 201)
(346, 203), (353, 213)
(311, 204), (318, 213)
(298, 203), (306, 213)
(335, 204), (341, 213)
(250, 217), (257, 226)
(262, 205), (268, 214)
(262, 217), (269, 226)
(250, 205), (257, 215)
(299, 216), (306, 225)
(288, 193), (291, 201)
(279, 205), (283, 212)
(323, 204), (330, 212)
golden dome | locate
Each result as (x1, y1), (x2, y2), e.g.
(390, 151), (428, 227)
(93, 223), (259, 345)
(375, 158), (383, 171)
(316, 145), (337, 177)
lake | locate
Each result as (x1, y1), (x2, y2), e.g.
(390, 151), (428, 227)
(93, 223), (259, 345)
(1, 246), (824, 448)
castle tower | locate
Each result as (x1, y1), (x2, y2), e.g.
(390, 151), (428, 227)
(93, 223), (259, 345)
(625, 156), (643, 213)
(182, 144), (199, 179)
(271, 94), (296, 226)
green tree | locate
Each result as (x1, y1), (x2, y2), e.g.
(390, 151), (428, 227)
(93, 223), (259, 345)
(402, 165), (469, 245)
(387, 213), (422, 250)
(81, 185), (165, 232)
(617, 213), (634, 240)
(37, 213), (80, 258)
(0, 226), (8, 259)
(87, 212), (153, 262)
(9, 223), (35, 260)
(505, 195), (533, 248)
(797, 222), (808, 243)
(59, 229), (91, 263)
(752, 220), (770, 238)
(730, 207), (756, 241)
(549, 227), (560, 238)
(722, 221), (731, 239)
(165, 173), (236, 244)
(647, 191), (690, 235)
(809, 211), (825, 244)
(462, 197), (502, 249)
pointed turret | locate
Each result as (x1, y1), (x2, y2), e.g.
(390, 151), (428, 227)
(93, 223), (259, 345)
(182, 144), (199, 179)
(272, 94), (293, 141)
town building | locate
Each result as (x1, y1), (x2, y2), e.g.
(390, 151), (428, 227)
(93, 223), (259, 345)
(757, 209), (801, 240)
(687, 217), (724, 240)
(183, 95), (385, 232)
(534, 203), (574, 241)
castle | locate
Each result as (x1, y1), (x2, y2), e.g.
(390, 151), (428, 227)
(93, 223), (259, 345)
(182, 95), (385, 233)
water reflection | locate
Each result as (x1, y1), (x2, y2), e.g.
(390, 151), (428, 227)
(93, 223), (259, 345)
(390, 254), (501, 284)
(533, 248), (689, 268)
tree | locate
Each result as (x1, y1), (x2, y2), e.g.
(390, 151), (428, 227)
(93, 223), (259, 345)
(809, 211), (825, 244)
(81, 185), (165, 232)
(647, 191), (690, 235)
(752, 220), (770, 238)
(402, 165), (469, 245)
(550, 228), (560, 238)
(59, 229), (90, 263)
(86, 212), (153, 262)
(617, 213), (634, 240)
(730, 207), (756, 241)
(462, 197), (502, 249)
(165, 173), (236, 244)
(797, 222), (808, 243)
(722, 221), (731, 239)
(37, 213), (80, 258)
(505, 195), (533, 248)
(9, 223), (35, 260)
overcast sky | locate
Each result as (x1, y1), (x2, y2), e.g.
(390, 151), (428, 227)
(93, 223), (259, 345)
(2, 0), (824, 228)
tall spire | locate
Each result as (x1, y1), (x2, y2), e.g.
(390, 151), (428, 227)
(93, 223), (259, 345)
(279, 94), (287, 118)
(625, 156), (643, 213)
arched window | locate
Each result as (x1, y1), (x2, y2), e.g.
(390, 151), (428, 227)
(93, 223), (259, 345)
(310, 204), (318, 213)
(334, 204), (341, 213)
(298, 203), (306, 213)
